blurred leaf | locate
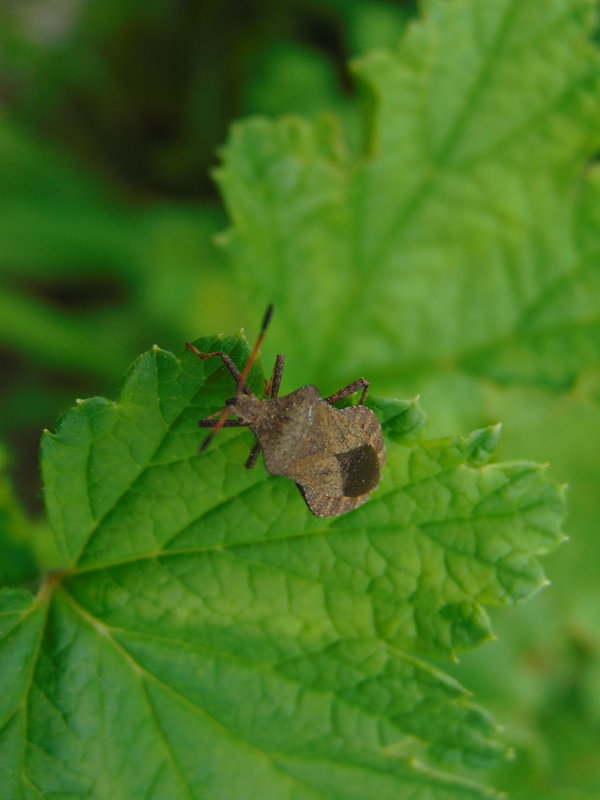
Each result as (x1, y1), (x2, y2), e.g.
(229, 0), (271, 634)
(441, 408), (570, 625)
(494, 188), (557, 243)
(215, 0), (600, 397)
(0, 444), (36, 586)
(0, 116), (229, 380)
(0, 0), (314, 197)
(346, 1), (415, 54)
(0, 332), (565, 798)
(243, 40), (362, 154)
(245, 41), (345, 117)
(0, 115), (145, 379)
(136, 202), (232, 337)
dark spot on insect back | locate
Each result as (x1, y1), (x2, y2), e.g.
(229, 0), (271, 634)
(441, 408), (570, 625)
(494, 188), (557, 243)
(336, 444), (380, 497)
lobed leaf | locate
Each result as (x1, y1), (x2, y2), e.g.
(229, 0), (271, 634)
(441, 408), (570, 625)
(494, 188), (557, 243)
(0, 335), (565, 799)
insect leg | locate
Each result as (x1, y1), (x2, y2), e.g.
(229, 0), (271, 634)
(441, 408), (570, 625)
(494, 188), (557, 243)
(190, 305), (275, 456)
(185, 344), (252, 393)
(265, 354), (285, 399)
(244, 443), (261, 469)
(198, 419), (247, 428)
(246, 353), (286, 470)
(325, 378), (370, 406)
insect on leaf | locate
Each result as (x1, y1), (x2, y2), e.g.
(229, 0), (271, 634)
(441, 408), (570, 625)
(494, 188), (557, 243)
(0, 334), (566, 799)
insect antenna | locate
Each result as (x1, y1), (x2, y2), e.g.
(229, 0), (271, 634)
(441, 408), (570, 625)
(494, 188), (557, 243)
(198, 303), (274, 454)
(239, 302), (273, 386)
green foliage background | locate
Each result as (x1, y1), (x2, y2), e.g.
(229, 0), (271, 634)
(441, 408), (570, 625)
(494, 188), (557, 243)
(1, 0), (599, 797)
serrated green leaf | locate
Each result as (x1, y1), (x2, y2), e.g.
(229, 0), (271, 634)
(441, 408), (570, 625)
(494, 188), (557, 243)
(0, 334), (565, 799)
(0, 587), (47, 799)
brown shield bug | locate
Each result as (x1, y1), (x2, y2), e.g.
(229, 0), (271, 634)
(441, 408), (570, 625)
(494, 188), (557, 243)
(185, 305), (385, 517)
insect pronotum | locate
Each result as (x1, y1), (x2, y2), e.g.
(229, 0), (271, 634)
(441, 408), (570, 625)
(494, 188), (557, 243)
(185, 306), (385, 517)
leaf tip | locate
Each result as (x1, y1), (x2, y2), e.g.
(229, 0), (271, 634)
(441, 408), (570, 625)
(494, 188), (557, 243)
(369, 395), (428, 443)
(464, 424), (502, 465)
